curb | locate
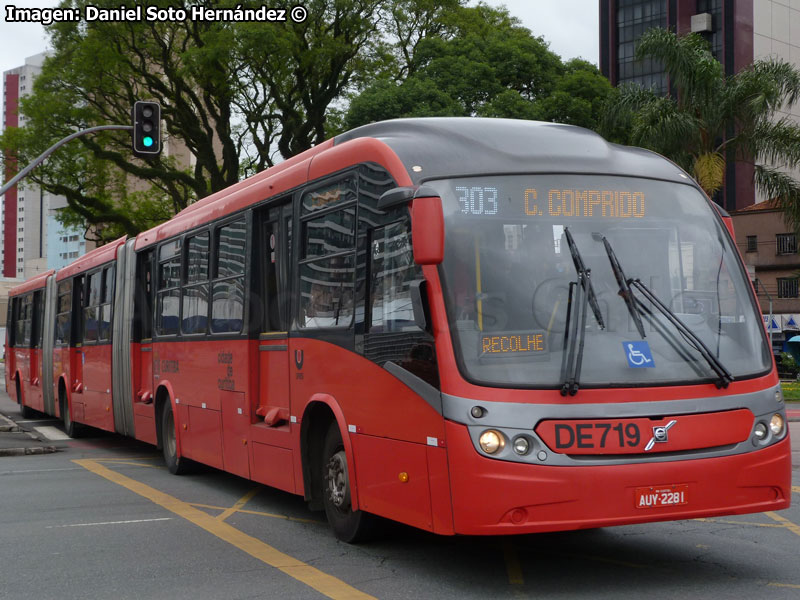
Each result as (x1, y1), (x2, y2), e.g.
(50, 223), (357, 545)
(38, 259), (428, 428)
(0, 446), (58, 457)
(0, 413), (20, 432)
(0, 411), (60, 457)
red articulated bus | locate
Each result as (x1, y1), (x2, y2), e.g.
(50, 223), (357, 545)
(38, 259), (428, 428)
(5, 118), (791, 541)
(7, 270), (54, 419)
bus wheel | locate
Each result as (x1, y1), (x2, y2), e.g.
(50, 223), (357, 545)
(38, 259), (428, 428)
(61, 392), (82, 438)
(17, 380), (35, 419)
(161, 403), (192, 475)
(321, 422), (377, 543)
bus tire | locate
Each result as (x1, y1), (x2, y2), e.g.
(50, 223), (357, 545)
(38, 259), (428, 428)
(17, 379), (35, 419)
(321, 422), (378, 543)
(161, 402), (192, 475)
(61, 390), (83, 438)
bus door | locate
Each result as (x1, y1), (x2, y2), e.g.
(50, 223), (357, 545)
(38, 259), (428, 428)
(29, 290), (43, 411)
(256, 203), (292, 425)
(133, 249), (155, 429)
(81, 269), (103, 427)
(70, 276), (85, 422)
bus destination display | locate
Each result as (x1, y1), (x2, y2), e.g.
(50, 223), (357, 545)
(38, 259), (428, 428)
(479, 331), (547, 358)
(456, 185), (646, 219)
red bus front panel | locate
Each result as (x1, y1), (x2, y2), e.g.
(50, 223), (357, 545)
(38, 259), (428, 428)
(446, 421), (790, 535)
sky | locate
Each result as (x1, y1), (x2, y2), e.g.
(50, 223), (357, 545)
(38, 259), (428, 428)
(0, 1), (599, 78)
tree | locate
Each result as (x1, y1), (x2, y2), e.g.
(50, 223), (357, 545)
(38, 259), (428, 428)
(0, 0), (461, 242)
(345, 5), (614, 129)
(601, 28), (800, 225)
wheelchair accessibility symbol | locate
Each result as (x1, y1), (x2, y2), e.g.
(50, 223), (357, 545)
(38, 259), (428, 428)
(623, 341), (655, 368)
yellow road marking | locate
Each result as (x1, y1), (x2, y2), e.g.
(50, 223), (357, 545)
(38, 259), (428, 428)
(502, 540), (524, 585)
(74, 459), (376, 600)
(768, 583), (800, 589)
(217, 487), (260, 522)
(693, 518), (785, 529)
(792, 486), (800, 494)
(191, 502), (322, 525)
(95, 456), (161, 461)
(98, 460), (163, 469)
(766, 512), (800, 538)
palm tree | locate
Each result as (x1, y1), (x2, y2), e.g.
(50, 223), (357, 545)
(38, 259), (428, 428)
(602, 28), (800, 226)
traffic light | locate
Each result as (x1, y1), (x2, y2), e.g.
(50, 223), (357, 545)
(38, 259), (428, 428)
(132, 101), (161, 158)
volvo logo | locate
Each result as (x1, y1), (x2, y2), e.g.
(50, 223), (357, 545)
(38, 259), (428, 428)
(644, 419), (677, 451)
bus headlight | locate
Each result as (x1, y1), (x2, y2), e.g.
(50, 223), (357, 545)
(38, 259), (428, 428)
(479, 430), (505, 454)
(769, 414), (785, 436)
(512, 436), (530, 455)
(754, 422), (768, 440)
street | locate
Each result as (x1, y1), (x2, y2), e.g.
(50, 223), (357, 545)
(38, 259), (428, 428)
(0, 378), (798, 599)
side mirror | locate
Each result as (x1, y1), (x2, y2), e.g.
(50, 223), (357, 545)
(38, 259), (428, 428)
(411, 196), (445, 265)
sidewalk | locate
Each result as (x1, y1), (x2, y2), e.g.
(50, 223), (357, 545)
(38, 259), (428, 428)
(0, 364), (59, 456)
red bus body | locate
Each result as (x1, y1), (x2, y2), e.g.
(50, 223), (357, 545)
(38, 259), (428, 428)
(5, 118), (790, 539)
(6, 270), (54, 417)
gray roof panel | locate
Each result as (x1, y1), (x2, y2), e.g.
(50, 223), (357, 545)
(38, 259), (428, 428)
(334, 117), (689, 185)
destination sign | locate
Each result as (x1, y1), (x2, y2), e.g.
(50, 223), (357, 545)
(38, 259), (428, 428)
(456, 185), (645, 219)
(479, 331), (547, 358)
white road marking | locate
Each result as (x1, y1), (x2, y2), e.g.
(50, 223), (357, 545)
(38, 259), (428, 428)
(16, 420), (61, 424)
(46, 518), (172, 529)
(33, 426), (71, 440)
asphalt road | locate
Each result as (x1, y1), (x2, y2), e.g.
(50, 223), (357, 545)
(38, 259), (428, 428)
(0, 378), (798, 599)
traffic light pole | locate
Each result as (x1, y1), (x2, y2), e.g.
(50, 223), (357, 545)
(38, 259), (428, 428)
(0, 124), (133, 197)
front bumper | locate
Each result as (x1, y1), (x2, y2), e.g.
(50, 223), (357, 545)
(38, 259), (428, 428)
(446, 420), (791, 535)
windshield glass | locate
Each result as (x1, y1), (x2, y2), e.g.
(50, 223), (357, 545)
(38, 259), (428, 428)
(429, 174), (771, 388)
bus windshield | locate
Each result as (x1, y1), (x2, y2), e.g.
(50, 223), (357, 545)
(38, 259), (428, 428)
(428, 174), (772, 389)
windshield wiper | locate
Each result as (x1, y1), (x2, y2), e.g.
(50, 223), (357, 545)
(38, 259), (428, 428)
(564, 228), (605, 329)
(595, 235), (732, 388)
(596, 234), (645, 338)
(560, 228), (605, 396)
(628, 279), (734, 388)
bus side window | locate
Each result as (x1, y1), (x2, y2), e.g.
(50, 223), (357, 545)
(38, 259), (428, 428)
(55, 280), (72, 346)
(6, 298), (13, 348)
(84, 270), (102, 343)
(369, 221), (420, 333)
(99, 266), (114, 342)
(183, 231), (210, 335)
(21, 295), (33, 347)
(365, 220), (439, 389)
(298, 176), (357, 329)
(14, 296), (27, 348)
(10, 298), (18, 348)
(211, 220), (246, 334)
(33, 291), (43, 349)
(156, 239), (182, 336)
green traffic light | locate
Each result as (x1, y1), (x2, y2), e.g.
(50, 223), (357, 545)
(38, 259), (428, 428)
(143, 136), (154, 148)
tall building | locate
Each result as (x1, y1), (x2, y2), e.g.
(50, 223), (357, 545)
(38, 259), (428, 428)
(599, 1), (800, 354)
(2, 52), (88, 279)
(598, 0), (800, 212)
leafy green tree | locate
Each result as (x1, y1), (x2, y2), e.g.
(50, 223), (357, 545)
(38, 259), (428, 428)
(537, 59), (616, 129)
(601, 28), (800, 225)
(345, 5), (613, 130)
(0, 0), (460, 242)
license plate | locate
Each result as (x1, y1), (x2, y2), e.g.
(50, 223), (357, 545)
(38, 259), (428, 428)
(635, 484), (689, 509)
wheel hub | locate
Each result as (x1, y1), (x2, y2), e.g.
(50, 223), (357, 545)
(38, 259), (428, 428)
(325, 450), (350, 509)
